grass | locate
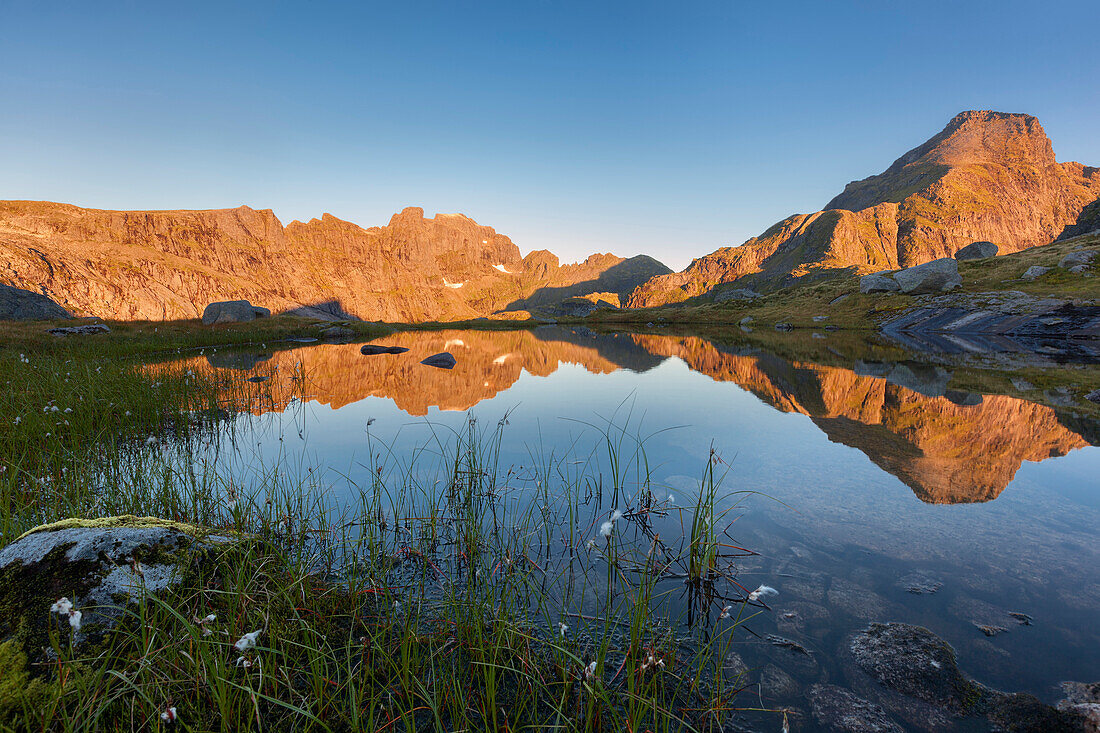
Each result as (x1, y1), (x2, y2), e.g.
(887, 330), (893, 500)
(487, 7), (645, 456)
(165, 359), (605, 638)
(0, 338), (779, 732)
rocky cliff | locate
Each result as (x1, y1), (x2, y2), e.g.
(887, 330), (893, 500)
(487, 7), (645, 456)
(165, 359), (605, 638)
(0, 202), (667, 322)
(629, 111), (1100, 307)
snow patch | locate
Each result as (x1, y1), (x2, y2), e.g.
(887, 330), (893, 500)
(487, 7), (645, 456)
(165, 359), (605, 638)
(442, 279), (465, 289)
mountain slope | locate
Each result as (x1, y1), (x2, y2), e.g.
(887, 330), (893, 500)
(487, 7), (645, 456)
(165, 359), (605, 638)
(629, 111), (1100, 307)
(0, 202), (667, 322)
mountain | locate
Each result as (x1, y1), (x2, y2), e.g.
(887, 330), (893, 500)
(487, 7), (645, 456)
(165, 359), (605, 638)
(629, 111), (1100, 307)
(0, 202), (668, 322)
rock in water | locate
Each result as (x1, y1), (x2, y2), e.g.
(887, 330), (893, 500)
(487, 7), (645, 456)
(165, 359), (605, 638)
(420, 352), (457, 369)
(892, 258), (962, 294)
(0, 516), (236, 645)
(360, 344), (410, 355)
(201, 300), (271, 325)
(809, 684), (904, 733)
(954, 241), (999, 260)
(860, 273), (901, 293)
(0, 283), (72, 320)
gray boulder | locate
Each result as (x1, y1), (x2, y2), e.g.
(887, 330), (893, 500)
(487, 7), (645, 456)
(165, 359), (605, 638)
(48, 324), (110, 336)
(739, 316), (754, 325)
(1058, 250), (1096, 270)
(1021, 266), (1050, 281)
(421, 352), (457, 369)
(0, 283), (72, 320)
(0, 516), (236, 646)
(860, 273), (901, 294)
(775, 322), (793, 331)
(201, 300), (271, 325)
(892, 258), (962, 294)
(954, 241), (998, 260)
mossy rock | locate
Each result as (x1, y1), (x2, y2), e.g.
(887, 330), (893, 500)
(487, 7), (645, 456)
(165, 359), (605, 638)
(0, 515), (237, 674)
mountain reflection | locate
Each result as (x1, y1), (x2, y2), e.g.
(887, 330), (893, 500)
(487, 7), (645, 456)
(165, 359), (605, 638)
(166, 327), (1095, 505)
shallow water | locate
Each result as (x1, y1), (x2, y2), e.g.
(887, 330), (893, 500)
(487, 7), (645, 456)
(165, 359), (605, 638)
(164, 326), (1100, 726)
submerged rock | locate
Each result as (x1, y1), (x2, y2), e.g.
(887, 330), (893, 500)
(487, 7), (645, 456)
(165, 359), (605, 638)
(809, 684), (903, 733)
(420, 352), (457, 369)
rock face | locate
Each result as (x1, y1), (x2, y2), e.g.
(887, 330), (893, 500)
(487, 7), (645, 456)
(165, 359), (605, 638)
(0, 282), (72, 320)
(629, 111), (1100, 307)
(955, 241), (999, 260)
(0, 202), (668, 323)
(891, 258), (962, 294)
(201, 299), (271, 325)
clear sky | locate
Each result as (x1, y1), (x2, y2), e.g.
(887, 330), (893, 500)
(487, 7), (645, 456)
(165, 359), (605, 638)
(2, 1), (1097, 271)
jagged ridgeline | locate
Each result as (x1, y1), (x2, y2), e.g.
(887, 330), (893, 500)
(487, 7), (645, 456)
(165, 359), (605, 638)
(0, 204), (669, 322)
(628, 110), (1100, 306)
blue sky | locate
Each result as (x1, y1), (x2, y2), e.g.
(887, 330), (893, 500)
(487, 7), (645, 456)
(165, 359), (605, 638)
(1, 1), (1097, 270)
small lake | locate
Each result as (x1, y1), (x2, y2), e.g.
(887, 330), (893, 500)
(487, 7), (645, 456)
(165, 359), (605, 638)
(160, 326), (1100, 726)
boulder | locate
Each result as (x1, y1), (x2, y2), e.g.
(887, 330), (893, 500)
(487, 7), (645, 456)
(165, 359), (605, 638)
(1057, 682), (1100, 730)
(201, 300), (271, 325)
(1059, 250), (1096, 270)
(774, 322), (793, 331)
(860, 273), (901, 294)
(47, 324), (110, 336)
(420, 352), (457, 369)
(1021, 266), (1050, 281)
(360, 344), (411, 356)
(954, 241), (999, 260)
(739, 316), (754, 325)
(0, 284), (72, 320)
(0, 517), (236, 647)
(892, 258), (962, 294)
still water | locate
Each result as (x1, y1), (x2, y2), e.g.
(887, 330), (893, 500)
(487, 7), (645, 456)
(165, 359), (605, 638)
(168, 326), (1100, 725)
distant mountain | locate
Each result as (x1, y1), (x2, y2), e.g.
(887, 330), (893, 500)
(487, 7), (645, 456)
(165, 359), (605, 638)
(0, 202), (668, 322)
(629, 110), (1100, 307)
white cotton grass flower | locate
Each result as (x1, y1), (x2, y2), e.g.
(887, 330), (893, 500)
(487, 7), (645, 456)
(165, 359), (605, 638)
(610, 509), (623, 522)
(234, 630), (262, 651)
(68, 610), (82, 632)
(235, 656), (253, 668)
(160, 706), (178, 723)
(558, 622), (569, 637)
(583, 661), (598, 681)
(598, 521), (614, 538)
(747, 585), (779, 602)
(718, 605), (731, 619)
(51, 597), (74, 615)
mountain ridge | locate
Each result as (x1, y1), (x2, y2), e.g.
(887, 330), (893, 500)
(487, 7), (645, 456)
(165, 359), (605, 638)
(628, 110), (1100, 308)
(0, 201), (669, 322)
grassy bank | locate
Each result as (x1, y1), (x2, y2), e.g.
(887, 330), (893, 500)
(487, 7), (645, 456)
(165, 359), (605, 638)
(0, 343), (772, 732)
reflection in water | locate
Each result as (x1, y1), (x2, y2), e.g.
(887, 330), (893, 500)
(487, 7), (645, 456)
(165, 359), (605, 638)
(165, 328), (1096, 505)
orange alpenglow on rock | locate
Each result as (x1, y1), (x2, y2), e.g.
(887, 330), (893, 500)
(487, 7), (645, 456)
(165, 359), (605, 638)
(0, 203), (669, 322)
(627, 110), (1100, 307)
